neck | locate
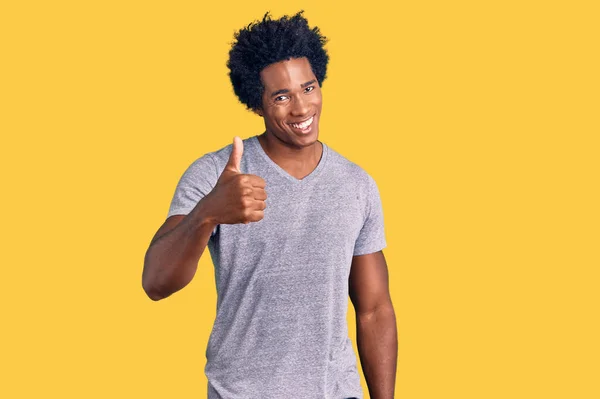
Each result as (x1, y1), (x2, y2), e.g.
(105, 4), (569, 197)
(258, 131), (322, 164)
(257, 132), (323, 179)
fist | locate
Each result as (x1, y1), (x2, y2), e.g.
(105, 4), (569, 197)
(205, 136), (267, 225)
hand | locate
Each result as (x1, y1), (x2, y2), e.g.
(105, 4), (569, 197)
(204, 136), (267, 225)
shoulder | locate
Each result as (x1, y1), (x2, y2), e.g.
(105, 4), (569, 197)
(181, 137), (252, 176)
(206, 136), (256, 171)
(173, 141), (230, 185)
(325, 143), (377, 190)
(180, 151), (218, 179)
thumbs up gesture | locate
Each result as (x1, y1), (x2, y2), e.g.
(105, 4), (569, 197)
(204, 137), (267, 225)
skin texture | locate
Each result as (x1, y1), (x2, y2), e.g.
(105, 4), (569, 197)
(350, 251), (398, 399)
(254, 57), (324, 180)
(205, 137), (267, 225)
(143, 55), (397, 397)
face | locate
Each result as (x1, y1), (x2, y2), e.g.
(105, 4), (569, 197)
(255, 57), (323, 149)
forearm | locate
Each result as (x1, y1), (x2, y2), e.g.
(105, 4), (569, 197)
(356, 304), (398, 399)
(142, 197), (217, 300)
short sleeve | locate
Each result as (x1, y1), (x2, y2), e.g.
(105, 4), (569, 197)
(167, 153), (219, 230)
(353, 176), (387, 256)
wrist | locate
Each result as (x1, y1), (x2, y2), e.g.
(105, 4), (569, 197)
(192, 194), (219, 229)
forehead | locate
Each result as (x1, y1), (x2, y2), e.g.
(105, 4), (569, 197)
(259, 57), (316, 89)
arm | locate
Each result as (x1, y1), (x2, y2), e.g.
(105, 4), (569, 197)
(349, 250), (397, 399)
(142, 195), (218, 301)
(142, 136), (267, 301)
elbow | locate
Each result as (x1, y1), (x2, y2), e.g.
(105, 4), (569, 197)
(142, 270), (166, 301)
(142, 251), (187, 301)
(142, 251), (166, 301)
(144, 285), (165, 301)
(142, 271), (176, 301)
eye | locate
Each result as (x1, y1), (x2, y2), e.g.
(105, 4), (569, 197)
(304, 86), (315, 93)
(275, 95), (288, 102)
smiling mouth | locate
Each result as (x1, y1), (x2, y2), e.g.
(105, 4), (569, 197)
(289, 115), (315, 129)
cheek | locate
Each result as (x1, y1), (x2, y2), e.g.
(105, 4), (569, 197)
(265, 110), (287, 129)
(313, 93), (323, 108)
(272, 110), (288, 125)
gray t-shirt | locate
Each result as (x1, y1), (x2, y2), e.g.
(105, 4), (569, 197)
(167, 135), (386, 399)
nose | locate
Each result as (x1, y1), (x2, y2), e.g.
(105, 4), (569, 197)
(290, 94), (310, 116)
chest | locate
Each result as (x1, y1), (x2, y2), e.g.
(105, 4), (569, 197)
(232, 182), (361, 241)
(213, 181), (364, 274)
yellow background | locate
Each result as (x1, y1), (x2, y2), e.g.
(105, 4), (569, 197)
(1, 1), (598, 398)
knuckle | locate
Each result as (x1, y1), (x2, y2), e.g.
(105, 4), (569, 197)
(239, 174), (250, 184)
(242, 208), (252, 218)
(233, 175), (245, 186)
(241, 198), (252, 208)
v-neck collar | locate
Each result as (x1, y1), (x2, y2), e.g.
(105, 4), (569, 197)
(249, 135), (328, 184)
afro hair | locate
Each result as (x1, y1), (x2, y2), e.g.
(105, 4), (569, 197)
(226, 10), (329, 111)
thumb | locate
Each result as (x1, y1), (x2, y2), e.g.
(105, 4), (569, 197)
(225, 136), (243, 173)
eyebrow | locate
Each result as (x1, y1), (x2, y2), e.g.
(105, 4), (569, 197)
(270, 80), (317, 97)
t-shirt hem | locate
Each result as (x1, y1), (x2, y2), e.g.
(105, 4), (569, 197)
(167, 207), (193, 218)
(353, 241), (387, 256)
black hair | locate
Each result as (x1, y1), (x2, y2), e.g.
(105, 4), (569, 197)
(227, 10), (329, 111)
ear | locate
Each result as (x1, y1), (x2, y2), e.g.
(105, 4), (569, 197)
(252, 107), (264, 117)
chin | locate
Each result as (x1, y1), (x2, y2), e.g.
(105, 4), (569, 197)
(293, 129), (319, 147)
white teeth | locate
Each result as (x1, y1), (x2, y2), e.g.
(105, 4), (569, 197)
(291, 116), (313, 129)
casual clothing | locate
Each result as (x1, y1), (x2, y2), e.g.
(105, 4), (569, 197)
(167, 135), (387, 399)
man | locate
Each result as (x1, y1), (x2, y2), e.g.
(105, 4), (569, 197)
(142, 11), (397, 399)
